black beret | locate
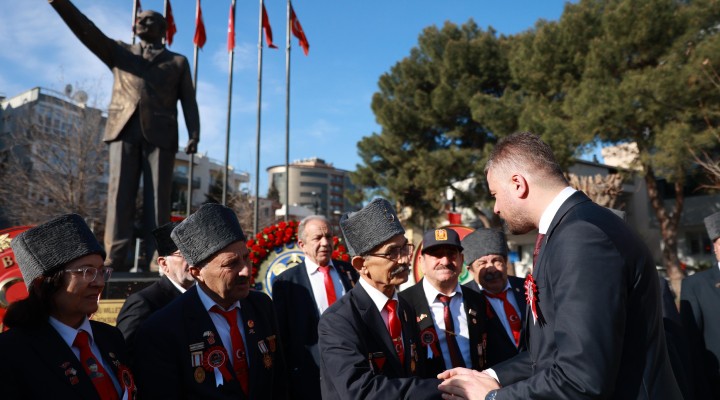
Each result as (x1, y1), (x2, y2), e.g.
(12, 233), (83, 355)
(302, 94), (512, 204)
(152, 221), (180, 256)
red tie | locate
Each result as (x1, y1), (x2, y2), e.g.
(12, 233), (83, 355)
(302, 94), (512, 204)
(318, 265), (337, 306)
(437, 295), (466, 368)
(210, 306), (249, 394)
(73, 331), (119, 400)
(384, 299), (404, 365)
(533, 233), (545, 267)
(484, 290), (522, 347)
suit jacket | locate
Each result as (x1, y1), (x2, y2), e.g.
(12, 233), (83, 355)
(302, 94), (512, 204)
(680, 266), (720, 398)
(464, 276), (527, 365)
(115, 275), (182, 359)
(271, 260), (357, 400)
(493, 191), (681, 399)
(0, 320), (135, 400)
(318, 282), (442, 400)
(399, 279), (492, 377)
(133, 286), (287, 399)
(49, 0), (200, 151)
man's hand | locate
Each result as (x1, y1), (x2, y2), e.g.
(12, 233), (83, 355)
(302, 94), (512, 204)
(437, 368), (500, 400)
(184, 138), (198, 154)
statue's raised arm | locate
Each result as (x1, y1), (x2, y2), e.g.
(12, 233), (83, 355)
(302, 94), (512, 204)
(48, 0), (200, 271)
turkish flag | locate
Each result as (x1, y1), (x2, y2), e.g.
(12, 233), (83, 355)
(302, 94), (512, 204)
(261, 3), (278, 49)
(193, 0), (207, 48)
(165, 0), (177, 46)
(290, 3), (309, 56)
(227, 1), (236, 52)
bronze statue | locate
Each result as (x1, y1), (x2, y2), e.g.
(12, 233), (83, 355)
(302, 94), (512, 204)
(49, 0), (200, 271)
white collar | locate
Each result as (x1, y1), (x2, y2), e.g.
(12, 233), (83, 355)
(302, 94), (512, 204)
(421, 278), (462, 304)
(538, 187), (576, 234)
(196, 283), (241, 313)
(49, 316), (93, 348)
(358, 277), (398, 314)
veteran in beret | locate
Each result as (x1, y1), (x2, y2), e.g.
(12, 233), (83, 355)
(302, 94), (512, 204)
(0, 214), (136, 400)
(116, 221), (195, 361)
(462, 228), (526, 364)
(400, 228), (494, 377)
(133, 203), (287, 399)
(317, 198), (444, 399)
(680, 211), (720, 398)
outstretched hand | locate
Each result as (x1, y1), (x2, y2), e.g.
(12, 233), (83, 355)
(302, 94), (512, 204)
(185, 138), (198, 155)
(437, 368), (500, 400)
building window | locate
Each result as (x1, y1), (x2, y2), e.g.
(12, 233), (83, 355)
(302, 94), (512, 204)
(300, 171), (328, 178)
(687, 232), (712, 255)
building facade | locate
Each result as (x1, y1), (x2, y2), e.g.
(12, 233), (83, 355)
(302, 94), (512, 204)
(267, 157), (361, 224)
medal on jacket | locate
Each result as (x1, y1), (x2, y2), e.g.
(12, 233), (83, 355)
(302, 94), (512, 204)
(410, 343), (417, 374)
(420, 327), (440, 359)
(524, 274), (539, 324)
(258, 340), (272, 369)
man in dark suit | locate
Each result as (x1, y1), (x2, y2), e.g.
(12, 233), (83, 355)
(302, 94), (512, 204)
(318, 198), (444, 399)
(271, 215), (357, 400)
(461, 228), (526, 365)
(49, 0), (201, 270)
(439, 132), (681, 399)
(1, 214), (136, 399)
(134, 204), (286, 399)
(400, 228), (491, 377)
(116, 221), (194, 358)
(680, 211), (720, 398)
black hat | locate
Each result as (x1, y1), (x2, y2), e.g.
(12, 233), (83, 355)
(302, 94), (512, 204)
(11, 214), (105, 289)
(152, 221), (180, 257)
(339, 198), (405, 256)
(704, 211), (720, 242)
(421, 228), (463, 253)
(461, 228), (507, 264)
(171, 203), (246, 266)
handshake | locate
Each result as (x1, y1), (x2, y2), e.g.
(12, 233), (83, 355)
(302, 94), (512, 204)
(436, 368), (501, 400)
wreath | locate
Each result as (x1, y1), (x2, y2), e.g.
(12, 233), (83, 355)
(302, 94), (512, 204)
(246, 220), (350, 281)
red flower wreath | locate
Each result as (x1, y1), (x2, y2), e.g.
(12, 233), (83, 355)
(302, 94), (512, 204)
(246, 220), (350, 282)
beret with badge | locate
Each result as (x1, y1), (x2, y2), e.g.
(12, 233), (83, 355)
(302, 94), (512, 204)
(171, 203), (246, 266)
(339, 198), (405, 257)
(11, 213), (105, 289)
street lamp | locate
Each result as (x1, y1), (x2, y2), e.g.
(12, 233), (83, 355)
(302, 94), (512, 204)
(311, 191), (321, 215)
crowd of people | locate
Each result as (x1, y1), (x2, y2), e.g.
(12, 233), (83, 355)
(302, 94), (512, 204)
(0, 132), (718, 399)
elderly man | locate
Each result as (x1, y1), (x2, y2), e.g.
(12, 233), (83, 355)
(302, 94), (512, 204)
(49, 0), (200, 270)
(439, 132), (680, 400)
(272, 215), (357, 400)
(681, 211), (720, 398)
(318, 198), (443, 399)
(116, 221), (194, 358)
(400, 228), (492, 377)
(133, 204), (286, 399)
(461, 228), (525, 364)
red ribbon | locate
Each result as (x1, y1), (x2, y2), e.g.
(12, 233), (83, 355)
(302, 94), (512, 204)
(420, 327), (441, 358)
(524, 274), (538, 323)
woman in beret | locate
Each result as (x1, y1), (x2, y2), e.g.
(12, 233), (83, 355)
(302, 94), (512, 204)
(0, 214), (136, 400)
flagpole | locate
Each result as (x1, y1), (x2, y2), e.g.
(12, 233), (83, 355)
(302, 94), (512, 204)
(284, 0), (291, 222)
(253, 0), (266, 236)
(223, 0), (237, 206)
(131, 0), (138, 44)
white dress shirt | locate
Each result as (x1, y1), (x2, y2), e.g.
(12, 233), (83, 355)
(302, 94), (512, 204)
(422, 279), (471, 368)
(304, 258), (347, 315)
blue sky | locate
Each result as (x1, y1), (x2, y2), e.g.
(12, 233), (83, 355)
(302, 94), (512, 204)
(0, 0), (572, 196)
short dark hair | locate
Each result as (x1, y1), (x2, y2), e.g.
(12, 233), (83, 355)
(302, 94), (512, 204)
(485, 132), (567, 186)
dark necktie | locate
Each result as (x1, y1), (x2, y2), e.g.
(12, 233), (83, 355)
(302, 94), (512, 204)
(484, 290), (521, 347)
(533, 233), (546, 267)
(318, 265), (337, 306)
(210, 306), (249, 394)
(437, 295), (466, 368)
(73, 331), (119, 400)
(384, 299), (404, 365)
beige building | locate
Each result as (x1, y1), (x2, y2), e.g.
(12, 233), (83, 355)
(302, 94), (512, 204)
(266, 157), (360, 224)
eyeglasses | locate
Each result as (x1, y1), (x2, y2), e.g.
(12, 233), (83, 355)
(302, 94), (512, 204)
(367, 243), (414, 261)
(64, 266), (113, 282)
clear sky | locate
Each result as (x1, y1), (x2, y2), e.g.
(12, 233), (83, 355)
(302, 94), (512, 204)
(0, 0), (572, 196)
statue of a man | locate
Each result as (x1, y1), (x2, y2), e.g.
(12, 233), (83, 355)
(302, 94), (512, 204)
(49, 0), (200, 271)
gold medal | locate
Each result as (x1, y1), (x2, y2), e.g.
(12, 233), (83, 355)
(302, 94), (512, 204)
(194, 367), (205, 383)
(263, 353), (272, 369)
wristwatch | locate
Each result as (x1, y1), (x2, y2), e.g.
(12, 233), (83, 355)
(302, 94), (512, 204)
(485, 390), (498, 400)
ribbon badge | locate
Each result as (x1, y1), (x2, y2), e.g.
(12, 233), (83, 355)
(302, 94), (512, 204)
(202, 345), (232, 387)
(524, 273), (539, 324)
(258, 340), (273, 369)
(420, 327), (441, 359)
(60, 361), (79, 385)
(108, 351), (137, 398)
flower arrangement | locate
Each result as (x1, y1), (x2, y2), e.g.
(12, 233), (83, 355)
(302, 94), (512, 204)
(246, 220), (350, 280)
